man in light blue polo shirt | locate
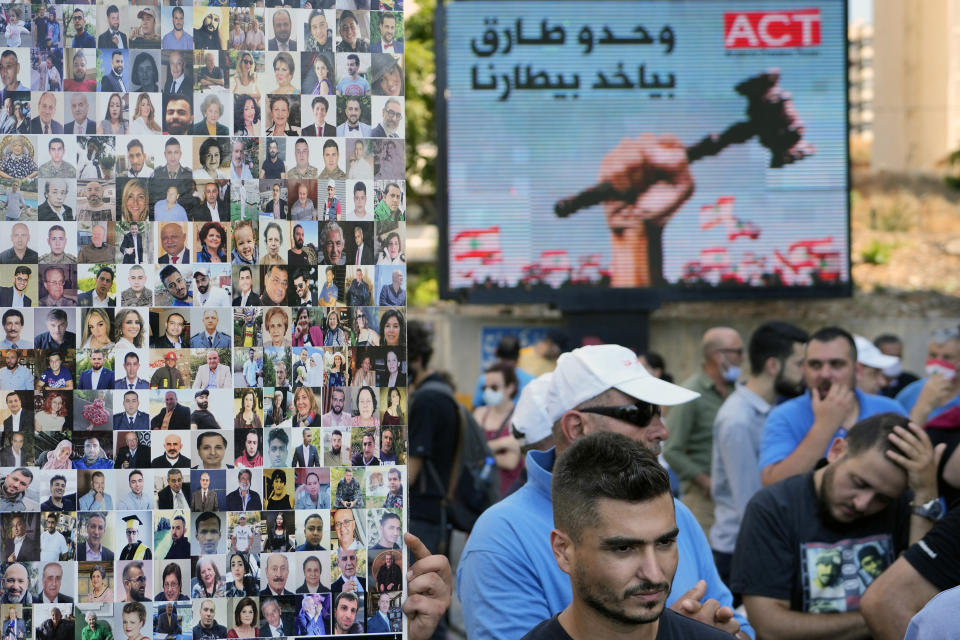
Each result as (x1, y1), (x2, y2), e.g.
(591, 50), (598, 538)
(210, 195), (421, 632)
(760, 326), (904, 487)
(457, 345), (754, 639)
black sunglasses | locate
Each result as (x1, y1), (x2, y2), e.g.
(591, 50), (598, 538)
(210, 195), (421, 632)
(578, 401), (661, 428)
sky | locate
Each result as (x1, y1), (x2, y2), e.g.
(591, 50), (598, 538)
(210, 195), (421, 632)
(849, 0), (873, 23)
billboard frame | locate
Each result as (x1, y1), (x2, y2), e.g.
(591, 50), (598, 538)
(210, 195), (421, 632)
(436, 0), (852, 311)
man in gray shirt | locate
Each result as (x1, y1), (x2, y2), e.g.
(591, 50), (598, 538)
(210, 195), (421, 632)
(710, 321), (808, 587)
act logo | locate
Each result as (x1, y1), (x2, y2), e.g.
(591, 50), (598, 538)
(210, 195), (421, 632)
(724, 8), (821, 48)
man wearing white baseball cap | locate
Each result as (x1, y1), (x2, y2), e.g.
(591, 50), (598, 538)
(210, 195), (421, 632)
(457, 344), (754, 640)
(854, 335), (900, 396)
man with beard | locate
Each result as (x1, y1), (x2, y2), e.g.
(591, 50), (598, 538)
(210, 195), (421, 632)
(100, 50), (127, 92)
(1, 562), (31, 603)
(97, 5), (127, 49)
(383, 468), (403, 508)
(119, 515), (152, 561)
(710, 322), (808, 587)
(523, 433), (730, 640)
(333, 592), (364, 633)
(459, 345), (751, 638)
(0, 349), (32, 390)
(760, 327), (905, 487)
(193, 13), (222, 51)
(269, 9), (296, 51)
(70, 11), (96, 48)
(150, 391), (190, 430)
(154, 434), (190, 471)
(337, 97), (371, 137)
(77, 181), (113, 220)
(74, 436), (113, 470)
(226, 469), (263, 511)
(260, 139), (286, 179)
(288, 225), (316, 265)
(165, 515), (190, 559)
(193, 599), (228, 640)
(162, 6), (193, 49)
(731, 412), (941, 639)
(126, 139), (150, 177)
(323, 391), (350, 428)
(192, 268), (230, 307)
(0, 468), (34, 511)
(190, 389), (220, 430)
(163, 96), (193, 136)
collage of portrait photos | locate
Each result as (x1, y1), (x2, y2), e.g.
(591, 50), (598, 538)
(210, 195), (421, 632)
(0, 1), (408, 638)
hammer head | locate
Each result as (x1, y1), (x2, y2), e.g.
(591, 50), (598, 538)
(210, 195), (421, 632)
(736, 68), (815, 168)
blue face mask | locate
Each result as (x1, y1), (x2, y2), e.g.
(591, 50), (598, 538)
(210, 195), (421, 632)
(482, 388), (504, 407)
(722, 364), (741, 383)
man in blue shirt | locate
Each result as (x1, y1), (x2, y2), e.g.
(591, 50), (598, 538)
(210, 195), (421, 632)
(70, 9), (96, 48)
(0, 349), (34, 390)
(760, 327), (905, 487)
(457, 344), (753, 639)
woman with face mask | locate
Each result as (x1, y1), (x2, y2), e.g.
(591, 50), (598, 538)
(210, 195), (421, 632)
(472, 361), (522, 497)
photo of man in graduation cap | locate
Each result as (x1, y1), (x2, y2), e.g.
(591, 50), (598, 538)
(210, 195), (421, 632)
(119, 514), (153, 560)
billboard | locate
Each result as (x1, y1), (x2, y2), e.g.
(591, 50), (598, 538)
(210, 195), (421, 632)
(440, 0), (850, 308)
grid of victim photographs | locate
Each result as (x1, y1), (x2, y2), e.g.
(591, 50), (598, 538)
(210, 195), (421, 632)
(0, 1), (407, 639)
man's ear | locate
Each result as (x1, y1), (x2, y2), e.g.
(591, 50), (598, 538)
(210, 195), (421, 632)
(550, 529), (574, 576)
(765, 355), (782, 378)
(559, 411), (586, 444)
(826, 435), (847, 463)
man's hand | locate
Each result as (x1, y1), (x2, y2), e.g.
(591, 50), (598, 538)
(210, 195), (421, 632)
(811, 383), (855, 430)
(403, 533), (452, 640)
(599, 133), (694, 230)
(912, 373), (959, 417)
(886, 422), (945, 502)
(669, 580), (741, 635)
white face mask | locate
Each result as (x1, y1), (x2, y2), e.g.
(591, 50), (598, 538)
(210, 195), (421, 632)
(722, 364), (741, 383)
(482, 388), (504, 407)
(925, 359), (957, 382)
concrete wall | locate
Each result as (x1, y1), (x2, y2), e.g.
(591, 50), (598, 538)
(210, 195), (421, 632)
(412, 305), (959, 397)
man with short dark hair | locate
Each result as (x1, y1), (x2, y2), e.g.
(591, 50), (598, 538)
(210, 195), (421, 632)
(162, 6), (193, 49)
(193, 599), (227, 639)
(711, 321), (809, 586)
(3, 513), (37, 561)
(165, 515), (190, 559)
(39, 138), (77, 178)
(732, 413), (941, 639)
(100, 50), (126, 92)
(97, 6), (127, 49)
(760, 327), (905, 487)
(332, 591), (364, 634)
(458, 344), (750, 639)
(524, 431), (731, 639)
(76, 512), (113, 561)
(163, 95), (192, 136)
(303, 96), (336, 136)
(77, 265), (116, 307)
(39, 474), (74, 512)
(0, 266), (31, 307)
(115, 352), (149, 390)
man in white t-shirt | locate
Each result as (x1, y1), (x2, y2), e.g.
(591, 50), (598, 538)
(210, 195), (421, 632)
(232, 514), (254, 553)
(40, 515), (68, 562)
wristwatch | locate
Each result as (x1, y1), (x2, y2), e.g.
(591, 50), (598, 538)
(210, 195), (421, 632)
(911, 497), (947, 521)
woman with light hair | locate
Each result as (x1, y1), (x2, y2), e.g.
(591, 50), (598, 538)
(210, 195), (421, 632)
(120, 179), (149, 222)
(81, 308), (115, 350)
(130, 93), (161, 133)
(292, 385), (321, 428)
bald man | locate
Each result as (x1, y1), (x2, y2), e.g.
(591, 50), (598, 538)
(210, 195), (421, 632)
(662, 327), (744, 531)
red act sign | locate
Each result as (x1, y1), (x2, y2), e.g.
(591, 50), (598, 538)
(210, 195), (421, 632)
(724, 8), (821, 48)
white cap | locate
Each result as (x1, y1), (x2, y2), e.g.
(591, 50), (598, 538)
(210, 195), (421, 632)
(854, 335), (899, 370)
(511, 373), (553, 444)
(545, 344), (700, 423)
